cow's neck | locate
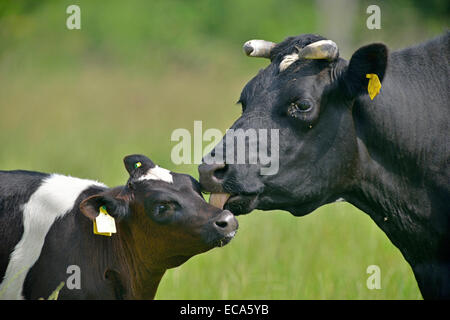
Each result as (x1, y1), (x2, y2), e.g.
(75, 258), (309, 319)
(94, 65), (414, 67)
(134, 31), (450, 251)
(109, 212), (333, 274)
(348, 97), (442, 266)
(350, 141), (432, 264)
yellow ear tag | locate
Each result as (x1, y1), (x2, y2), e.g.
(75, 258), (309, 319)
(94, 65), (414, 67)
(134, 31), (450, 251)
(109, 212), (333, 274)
(93, 205), (116, 236)
(366, 73), (381, 100)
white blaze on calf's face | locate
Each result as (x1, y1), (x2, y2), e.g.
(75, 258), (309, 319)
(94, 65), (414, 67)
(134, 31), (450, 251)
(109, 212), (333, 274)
(137, 166), (173, 184)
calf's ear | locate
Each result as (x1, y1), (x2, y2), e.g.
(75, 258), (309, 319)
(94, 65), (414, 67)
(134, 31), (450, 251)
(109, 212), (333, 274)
(123, 154), (155, 177)
(341, 43), (388, 98)
(80, 193), (129, 221)
(123, 154), (156, 191)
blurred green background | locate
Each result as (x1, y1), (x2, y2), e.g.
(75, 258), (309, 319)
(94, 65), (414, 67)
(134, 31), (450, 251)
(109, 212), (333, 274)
(0, 0), (448, 299)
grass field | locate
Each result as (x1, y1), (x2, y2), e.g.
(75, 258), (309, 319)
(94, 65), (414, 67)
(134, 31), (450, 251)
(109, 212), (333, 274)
(0, 65), (422, 299)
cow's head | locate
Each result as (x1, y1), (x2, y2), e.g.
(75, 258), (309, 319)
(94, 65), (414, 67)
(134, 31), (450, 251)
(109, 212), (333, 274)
(199, 34), (388, 216)
(80, 154), (238, 270)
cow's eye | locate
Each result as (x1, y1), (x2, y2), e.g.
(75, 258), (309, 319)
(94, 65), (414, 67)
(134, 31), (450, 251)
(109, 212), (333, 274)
(289, 101), (312, 113)
(287, 101), (313, 118)
(298, 102), (312, 111)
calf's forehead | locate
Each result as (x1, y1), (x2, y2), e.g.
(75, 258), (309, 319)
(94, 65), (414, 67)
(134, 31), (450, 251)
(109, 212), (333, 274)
(137, 165), (173, 184)
(136, 168), (200, 194)
(166, 173), (202, 194)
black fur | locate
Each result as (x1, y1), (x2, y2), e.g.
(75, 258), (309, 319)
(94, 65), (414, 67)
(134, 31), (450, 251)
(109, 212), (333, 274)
(0, 171), (48, 280)
(200, 32), (450, 299)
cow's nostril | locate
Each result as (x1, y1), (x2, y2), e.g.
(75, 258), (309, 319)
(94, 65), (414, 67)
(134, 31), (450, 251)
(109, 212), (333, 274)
(215, 220), (228, 229)
(213, 164), (228, 180)
(199, 163), (228, 193)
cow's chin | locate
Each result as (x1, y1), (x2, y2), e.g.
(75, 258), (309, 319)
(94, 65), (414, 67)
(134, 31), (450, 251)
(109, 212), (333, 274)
(223, 194), (259, 215)
(283, 201), (322, 217)
(225, 193), (322, 217)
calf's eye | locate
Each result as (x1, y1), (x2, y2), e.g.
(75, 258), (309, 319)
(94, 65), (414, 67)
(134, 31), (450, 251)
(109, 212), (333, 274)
(153, 202), (177, 219)
(156, 203), (171, 215)
(145, 198), (178, 224)
(157, 204), (168, 213)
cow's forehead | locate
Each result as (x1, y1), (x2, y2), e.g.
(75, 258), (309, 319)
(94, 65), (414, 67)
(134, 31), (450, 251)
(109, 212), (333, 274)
(240, 64), (278, 102)
(241, 58), (336, 106)
(270, 34), (327, 61)
(240, 62), (317, 104)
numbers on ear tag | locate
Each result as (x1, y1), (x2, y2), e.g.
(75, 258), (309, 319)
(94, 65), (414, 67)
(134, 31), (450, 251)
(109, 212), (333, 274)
(93, 206), (116, 236)
(366, 73), (381, 100)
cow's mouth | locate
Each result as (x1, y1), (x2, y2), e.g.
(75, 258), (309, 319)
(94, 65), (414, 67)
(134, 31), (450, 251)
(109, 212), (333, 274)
(209, 193), (258, 215)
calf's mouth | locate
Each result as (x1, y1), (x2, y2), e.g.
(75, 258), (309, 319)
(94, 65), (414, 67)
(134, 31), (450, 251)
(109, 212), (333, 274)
(214, 230), (237, 247)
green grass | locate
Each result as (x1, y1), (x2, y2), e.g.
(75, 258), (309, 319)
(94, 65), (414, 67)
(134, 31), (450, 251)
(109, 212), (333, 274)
(157, 203), (421, 299)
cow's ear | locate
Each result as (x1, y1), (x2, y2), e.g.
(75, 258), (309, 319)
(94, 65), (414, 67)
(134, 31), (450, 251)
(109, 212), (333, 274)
(80, 193), (129, 221)
(341, 43), (388, 98)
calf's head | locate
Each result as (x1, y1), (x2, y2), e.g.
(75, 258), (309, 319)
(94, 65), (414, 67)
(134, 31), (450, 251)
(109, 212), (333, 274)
(199, 34), (388, 216)
(80, 154), (238, 271)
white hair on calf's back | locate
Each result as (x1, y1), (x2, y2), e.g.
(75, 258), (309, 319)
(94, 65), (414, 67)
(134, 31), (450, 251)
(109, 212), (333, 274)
(0, 174), (106, 300)
(138, 166), (173, 184)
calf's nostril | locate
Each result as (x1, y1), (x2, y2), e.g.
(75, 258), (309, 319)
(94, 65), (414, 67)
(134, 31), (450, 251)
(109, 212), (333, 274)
(215, 220), (228, 229)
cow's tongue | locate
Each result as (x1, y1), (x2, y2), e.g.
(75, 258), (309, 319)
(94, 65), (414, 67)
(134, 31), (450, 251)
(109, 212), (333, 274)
(209, 193), (231, 209)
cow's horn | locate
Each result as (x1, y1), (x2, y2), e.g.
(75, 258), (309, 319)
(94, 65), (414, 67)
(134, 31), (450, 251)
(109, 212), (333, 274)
(298, 40), (339, 61)
(243, 40), (276, 58)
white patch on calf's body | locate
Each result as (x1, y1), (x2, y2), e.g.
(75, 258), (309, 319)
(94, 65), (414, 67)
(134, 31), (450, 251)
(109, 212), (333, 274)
(0, 174), (106, 300)
(138, 166), (173, 184)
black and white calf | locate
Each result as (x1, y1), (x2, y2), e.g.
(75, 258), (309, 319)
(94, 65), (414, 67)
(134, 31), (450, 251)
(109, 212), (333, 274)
(0, 154), (238, 300)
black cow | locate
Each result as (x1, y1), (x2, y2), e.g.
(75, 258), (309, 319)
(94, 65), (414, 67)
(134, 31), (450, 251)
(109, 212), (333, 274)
(0, 154), (237, 299)
(199, 32), (449, 299)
